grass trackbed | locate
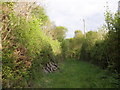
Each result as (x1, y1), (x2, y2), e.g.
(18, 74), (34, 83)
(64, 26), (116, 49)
(33, 59), (117, 88)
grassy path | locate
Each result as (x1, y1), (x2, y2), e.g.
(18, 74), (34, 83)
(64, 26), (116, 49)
(33, 59), (117, 88)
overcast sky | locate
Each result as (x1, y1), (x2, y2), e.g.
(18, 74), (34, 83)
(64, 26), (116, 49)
(40, 0), (119, 38)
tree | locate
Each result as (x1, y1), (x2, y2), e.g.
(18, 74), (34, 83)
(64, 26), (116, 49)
(104, 11), (120, 73)
(80, 31), (100, 61)
(52, 26), (68, 42)
(64, 30), (84, 59)
(74, 30), (83, 38)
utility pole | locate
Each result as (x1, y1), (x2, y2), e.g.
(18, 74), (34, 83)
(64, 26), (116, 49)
(118, 1), (120, 13)
(83, 19), (86, 38)
(118, 1), (120, 18)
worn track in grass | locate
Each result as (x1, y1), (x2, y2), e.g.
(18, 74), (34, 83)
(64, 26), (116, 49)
(33, 59), (118, 88)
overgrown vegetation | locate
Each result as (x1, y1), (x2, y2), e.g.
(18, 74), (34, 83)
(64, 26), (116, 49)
(2, 2), (62, 88)
(1, 1), (120, 88)
(80, 12), (120, 75)
(38, 59), (118, 88)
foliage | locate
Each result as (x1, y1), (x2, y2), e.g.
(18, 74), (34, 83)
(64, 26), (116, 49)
(2, 2), (61, 88)
(80, 31), (100, 61)
(104, 12), (120, 73)
(31, 4), (49, 26)
(79, 11), (120, 85)
(52, 26), (68, 42)
(79, 10), (120, 87)
(63, 30), (84, 59)
(74, 30), (83, 38)
(61, 39), (69, 59)
(1, 1), (120, 88)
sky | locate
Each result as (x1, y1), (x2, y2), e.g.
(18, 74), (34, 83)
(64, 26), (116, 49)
(40, 0), (119, 38)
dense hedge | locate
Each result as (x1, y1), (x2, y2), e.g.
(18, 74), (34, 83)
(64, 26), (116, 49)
(2, 2), (61, 88)
(80, 12), (120, 74)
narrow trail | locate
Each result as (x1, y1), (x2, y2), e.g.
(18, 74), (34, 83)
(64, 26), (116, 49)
(33, 59), (117, 88)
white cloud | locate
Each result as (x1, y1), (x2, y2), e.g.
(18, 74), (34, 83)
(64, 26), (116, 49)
(41, 0), (119, 38)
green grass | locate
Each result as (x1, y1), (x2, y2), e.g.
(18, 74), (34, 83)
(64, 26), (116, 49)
(32, 59), (118, 88)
